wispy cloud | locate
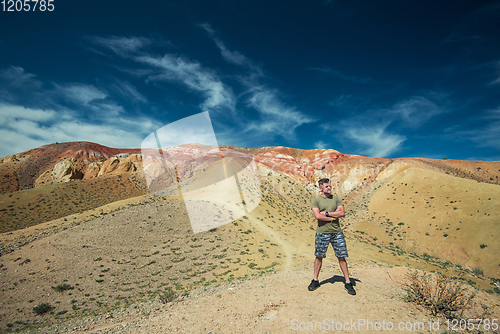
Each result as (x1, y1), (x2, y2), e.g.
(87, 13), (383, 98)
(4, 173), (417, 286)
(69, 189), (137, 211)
(442, 3), (500, 45)
(314, 141), (329, 149)
(344, 125), (406, 158)
(0, 102), (158, 158)
(111, 80), (147, 103)
(308, 67), (373, 84)
(83, 30), (317, 146)
(199, 23), (252, 67)
(450, 107), (500, 150)
(328, 94), (445, 157)
(246, 90), (315, 139)
(389, 96), (445, 128)
(85, 36), (152, 57)
(0, 63), (160, 158)
(198, 24), (314, 140)
(136, 54), (235, 112)
(59, 84), (107, 105)
(0, 66), (42, 89)
(490, 60), (500, 85)
(86, 33), (236, 113)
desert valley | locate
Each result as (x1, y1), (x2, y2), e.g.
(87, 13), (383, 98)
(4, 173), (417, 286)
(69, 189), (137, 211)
(0, 141), (499, 333)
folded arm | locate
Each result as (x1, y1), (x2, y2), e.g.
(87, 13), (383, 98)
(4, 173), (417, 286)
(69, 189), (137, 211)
(312, 205), (345, 221)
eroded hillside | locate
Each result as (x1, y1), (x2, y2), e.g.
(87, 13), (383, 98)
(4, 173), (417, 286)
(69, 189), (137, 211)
(1, 142), (499, 332)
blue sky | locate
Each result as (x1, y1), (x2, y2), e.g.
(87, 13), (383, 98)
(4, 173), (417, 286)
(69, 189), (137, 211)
(0, 0), (499, 160)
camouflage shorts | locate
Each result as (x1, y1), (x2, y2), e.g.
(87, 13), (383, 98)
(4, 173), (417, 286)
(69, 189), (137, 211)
(314, 232), (348, 258)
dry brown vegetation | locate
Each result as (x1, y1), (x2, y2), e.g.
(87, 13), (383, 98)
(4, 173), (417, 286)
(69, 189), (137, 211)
(400, 269), (476, 318)
(0, 173), (147, 234)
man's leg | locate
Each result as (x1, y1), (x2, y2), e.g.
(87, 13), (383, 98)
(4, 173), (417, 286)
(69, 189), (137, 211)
(339, 257), (356, 295)
(313, 256), (323, 280)
(337, 256), (350, 282)
(332, 233), (356, 295)
(309, 233), (328, 291)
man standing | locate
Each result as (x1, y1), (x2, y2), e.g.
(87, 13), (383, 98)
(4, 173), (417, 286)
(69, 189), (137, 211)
(308, 178), (356, 295)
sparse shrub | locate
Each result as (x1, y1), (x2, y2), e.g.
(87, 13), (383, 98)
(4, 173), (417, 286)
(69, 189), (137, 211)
(480, 244), (487, 249)
(400, 270), (475, 319)
(32, 303), (54, 315)
(52, 284), (74, 292)
(472, 267), (484, 275)
(159, 288), (177, 304)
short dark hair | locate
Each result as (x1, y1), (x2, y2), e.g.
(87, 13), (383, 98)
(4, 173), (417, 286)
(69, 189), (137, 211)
(318, 178), (330, 187)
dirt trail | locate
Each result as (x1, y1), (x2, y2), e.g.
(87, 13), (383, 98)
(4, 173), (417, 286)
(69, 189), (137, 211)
(248, 216), (295, 271)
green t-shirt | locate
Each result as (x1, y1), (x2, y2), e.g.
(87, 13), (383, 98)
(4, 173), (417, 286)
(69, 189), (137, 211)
(311, 195), (344, 234)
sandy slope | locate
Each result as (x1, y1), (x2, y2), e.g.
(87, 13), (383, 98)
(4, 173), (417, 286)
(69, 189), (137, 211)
(2, 150), (500, 333)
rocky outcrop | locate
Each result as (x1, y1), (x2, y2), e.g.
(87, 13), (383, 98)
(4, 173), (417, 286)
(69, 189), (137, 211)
(83, 162), (102, 179)
(98, 157), (137, 176)
(129, 154), (142, 163)
(51, 161), (84, 183)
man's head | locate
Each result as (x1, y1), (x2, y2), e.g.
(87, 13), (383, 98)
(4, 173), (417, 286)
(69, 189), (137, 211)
(318, 178), (331, 196)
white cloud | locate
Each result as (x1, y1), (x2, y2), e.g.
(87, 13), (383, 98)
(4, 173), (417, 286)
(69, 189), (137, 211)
(60, 84), (107, 105)
(88, 102), (124, 117)
(0, 128), (50, 158)
(83, 32), (314, 147)
(198, 26), (314, 140)
(199, 23), (252, 67)
(345, 125), (406, 158)
(0, 66), (42, 89)
(86, 36), (151, 57)
(490, 60), (500, 85)
(112, 81), (147, 103)
(0, 102), (159, 158)
(314, 141), (328, 149)
(451, 108), (500, 150)
(246, 90), (315, 138)
(0, 103), (55, 124)
(389, 96), (444, 128)
(136, 54), (235, 111)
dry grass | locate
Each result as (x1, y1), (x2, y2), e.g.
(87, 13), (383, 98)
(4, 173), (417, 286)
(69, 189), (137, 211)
(401, 269), (475, 319)
(0, 172), (146, 233)
(365, 164), (500, 277)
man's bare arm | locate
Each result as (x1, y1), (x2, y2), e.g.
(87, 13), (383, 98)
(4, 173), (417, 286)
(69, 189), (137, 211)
(318, 205), (345, 219)
(312, 206), (345, 221)
(312, 208), (333, 221)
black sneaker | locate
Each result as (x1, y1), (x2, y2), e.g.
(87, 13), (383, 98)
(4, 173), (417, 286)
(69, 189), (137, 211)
(308, 279), (320, 291)
(345, 282), (356, 295)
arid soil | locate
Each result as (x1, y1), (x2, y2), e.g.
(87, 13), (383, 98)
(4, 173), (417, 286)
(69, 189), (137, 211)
(1, 142), (499, 333)
(8, 249), (500, 334)
(1, 194), (499, 333)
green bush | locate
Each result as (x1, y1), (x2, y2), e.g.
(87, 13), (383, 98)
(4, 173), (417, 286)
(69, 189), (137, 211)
(52, 284), (74, 292)
(32, 303), (54, 315)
